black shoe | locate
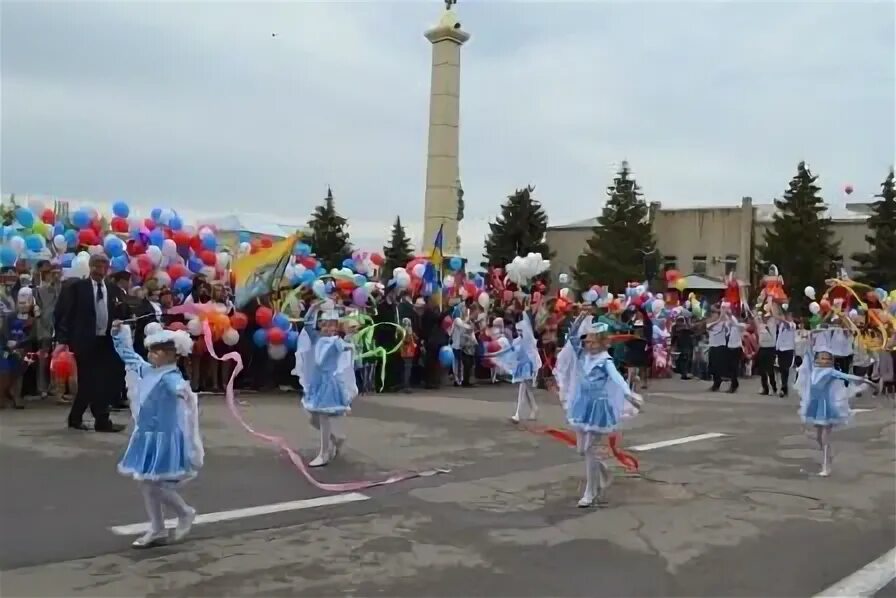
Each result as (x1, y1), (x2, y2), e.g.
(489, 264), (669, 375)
(760, 390), (769, 396)
(727, 386), (738, 394)
(778, 390), (788, 398)
(110, 405), (128, 412)
(681, 376), (691, 380)
(68, 422), (90, 431)
(94, 422), (126, 433)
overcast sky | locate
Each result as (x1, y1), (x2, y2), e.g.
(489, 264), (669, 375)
(2, 1), (894, 263)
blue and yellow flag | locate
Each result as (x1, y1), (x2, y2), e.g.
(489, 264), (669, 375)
(232, 234), (298, 308)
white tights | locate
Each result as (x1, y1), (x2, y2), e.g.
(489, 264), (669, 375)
(576, 431), (610, 505)
(139, 480), (192, 533)
(310, 413), (346, 466)
(512, 380), (537, 421)
(814, 425), (833, 475)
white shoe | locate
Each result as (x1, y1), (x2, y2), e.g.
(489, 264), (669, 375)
(510, 415), (520, 424)
(818, 469), (830, 477)
(577, 495), (595, 508)
(309, 454), (329, 467)
(330, 435), (345, 459)
(132, 530), (168, 549)
(173, 508), (196, 542)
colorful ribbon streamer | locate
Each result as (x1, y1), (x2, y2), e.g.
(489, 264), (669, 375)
(518, 423), (640, 473)
(200, 322), (448, 492)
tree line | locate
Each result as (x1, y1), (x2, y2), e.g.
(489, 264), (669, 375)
(307, 164), (896, 307)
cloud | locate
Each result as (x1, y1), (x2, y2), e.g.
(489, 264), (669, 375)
(2, 1), (893, 266)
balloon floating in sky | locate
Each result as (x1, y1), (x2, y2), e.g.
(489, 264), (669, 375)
(844, 184), (854, 195)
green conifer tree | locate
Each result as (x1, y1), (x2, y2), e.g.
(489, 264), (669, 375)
(481, 185), (552, 269)
(852, 168), (896, 289)
(307, 187), (352, 269)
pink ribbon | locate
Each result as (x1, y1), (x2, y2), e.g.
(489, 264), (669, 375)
(200, 323), (447, 492)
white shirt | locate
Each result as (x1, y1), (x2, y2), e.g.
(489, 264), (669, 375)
(757, 319), (776, 348)
(92, 279), (108, 336)
(707, 319), (727, 347)
(775, 321), (796, 351)
(829, 328), (853, 357)
(726, 321), (745, 349)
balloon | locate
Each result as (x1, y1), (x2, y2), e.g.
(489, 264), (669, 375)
(352, 287), (368, 306)
(40, 208), (55, 225)
(267, 328), (286, 345)
(286, 330), (299, 351)
(146, 245), (162, 265)
(478, 292), (490, 308)
(230, 312), (248, 330)
(252, 328), (268, 347)
(77, 229), (98, 246)
(255, 306), (274, 328)
(109, 216), (127, 233)
(844, 184), (854, 195)
(50, 350), (76, 379)
(148, 228), (164, 247)
(412, 263), (426, 278)
(809, 301), (821, 315)
(268, 344), (288, 360)
(583, 289), (598, 303)
(312, 279), (326, 299)
(272, 312), (290, 331)
(14, 208), (34, 229)
(187, 257), (204, 274)
(200, 250), (216, 266)
(395, 273), (411, 289)
(25, 234), (44, 252)
(449, 257), (463, 271)
(222, 328), (240, 346)
(370, 253), (384, 266)
(0, 247), (17, 267)
(804, 286), (816, 300)
(8, 235), (25, 255)
(160, 239), (177, 258)
(558, 273), (569, 284)
(201, 234), (217, 251)
(174, 276), (193, 294)
(438, 345), (454, 368)
(216, 252), (230, 270)
(71, 210), (90, 229)
(674, 278), (687, 292)
(187, 318), (203, 337)
(112, 201), (130, 218)
(104, 237), (124, 257)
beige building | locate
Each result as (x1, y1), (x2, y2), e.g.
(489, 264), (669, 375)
(546, 197), (872, 290)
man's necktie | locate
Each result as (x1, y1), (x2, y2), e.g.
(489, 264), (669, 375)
(96, 282), (104, 302)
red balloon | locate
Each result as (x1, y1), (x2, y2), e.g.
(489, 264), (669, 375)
(260, 237), (273, 249)
(442, 315), (453, 332)
(41, 208), (55, 225)
(200, 250), (217, 266)
(370, 253), (384, 266)
(664, 269), (681, 283)
(230, 312), (249, 330)
(50, 351), (75, 379)
(190, 235), (202, 253)
(168, 321), (187, 332)
(90, 220), (102, 234)
(256, 306), (274, 328)
(502, 290), (513, 303)
(127, 239), (146, 256)
(267, 328), (286, 345)
(77, 229), (98, 246)
(299, 256), (318, 270)
(143, 218), (156, 230)
(110, 216), (128, 233)
(167, 264), (187, 280)
(486, 341), (501, 353)
(173, 230), (191, 247)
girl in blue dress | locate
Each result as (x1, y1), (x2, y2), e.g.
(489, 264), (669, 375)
(112, 321), (203, 548)
(293, 305), (358, 467)
(492, 309), (542, 423)
(554, 316), (643, 507)
(795, 331), (872, 477)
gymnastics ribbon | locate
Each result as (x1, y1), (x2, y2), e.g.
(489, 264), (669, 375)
(348, 315), (406, 391)
(200, 322), (448, 492)
(517, 423), (639, 473)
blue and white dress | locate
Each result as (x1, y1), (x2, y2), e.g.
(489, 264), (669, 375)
(795, 348), (865, 428)
(554, 320), (639, 433)
(294, 324), (358, 416)
(113, 327), (204, 482)
(492, 312), (542, 383)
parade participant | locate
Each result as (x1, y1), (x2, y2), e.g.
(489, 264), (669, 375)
(829, 318), (855, 376)
(293, 304), (357, 467)
(706, 306), (728, 391)
(554, 317), (643, 507)
(796, 331), (872, 477)
(775, 311), (797, 397)
(111, 321), (202, 548)
(399, 317), (418, 393)
(724, 305), (745, 393)
(492, 305), (541, 423)
(755, 312), (777, 395)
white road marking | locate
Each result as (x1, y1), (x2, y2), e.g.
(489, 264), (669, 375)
(851, 408), (874, 413)
(813, 546), (896, 597)
(629, 433), (728, 452)
(109, 492), (370, 536)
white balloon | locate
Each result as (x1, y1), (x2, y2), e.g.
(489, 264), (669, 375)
(478, 292), (490, 308)
(809, 301), (821, 315)
(159, 209), (174, 225)
(144, 322), (163, 337)
(146, 245), (162, 265)
(312, 279), (326, 298)
(155, 271), (171, 287)
(560, 288), (570, 299)
(238, 242), (251, 255)
(216, 252), (230, 270)
(187, 318), (203, 336)
(222, 328), (240, 346)
(268, 344), (287, 360)
(412, 263), (426, 278)
(444, 275), (455, 289)
(558, 273), (569, 284)
(396, 273), (411, 289)
(53, 235), (67, 252)
(200, 266), (216, 279)
(87, 245), (104, 256)
(653, 299), (666, 313)
(162, 239), (178, 257)
(9, 236), (25, 255)
(804, 286), (816, 300)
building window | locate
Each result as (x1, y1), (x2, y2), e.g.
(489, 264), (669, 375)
(724, 254), (738, 275)
(663, 256), (678, 272)
(692, 255), (707, 275)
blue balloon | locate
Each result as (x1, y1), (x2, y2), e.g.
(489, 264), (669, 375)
(474, 275), (484, 289)
(272, 313), (290, 331)
(0, 247), (17, 267)
(64, 229), (77, 248)
(111, 254), (128, 272)
(353, 274), (366, 287)
(300, 270), (316, 284)
(252, 328), (268, 348)
(294, 243), (311, 257)
(201, 234), (217, 251)
(286, 330), (299, 351)
(71, 210), (90, 229)
(25, 234), (44, 252)
(438, 346), (454, 368)
(105, 237), (124, 257)
(15, 208), (35, 229)
(315, 266), (326, 277)
(187, 257), (204, 274)
(449, 256), (463, 271)
(53, 223), (65, 236)
(1, 226), (15, 241)
(174, 276), (193, 294)
(239, 231), (252, 244)
(112, 201), (130, 218)
(151, 208), (162, 222)
(61, 253), (74, 268)
(149, 228), (164, 247)
(342, 258), (355, 270)
(169, 216), (183, 231)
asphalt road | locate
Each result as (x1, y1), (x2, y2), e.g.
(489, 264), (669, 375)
(1, 376), (893, 597)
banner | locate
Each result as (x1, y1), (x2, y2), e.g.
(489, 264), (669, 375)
(232, 234), (298, 308)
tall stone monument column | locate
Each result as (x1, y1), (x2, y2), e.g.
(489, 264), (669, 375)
(422, 4), (469, 257)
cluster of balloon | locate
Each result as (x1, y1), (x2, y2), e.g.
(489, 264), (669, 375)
(50, 348), (76, 380)
(251, 306), (297, 360)
(664, 269), (688, 292)
(504, 253), (551, 286)
(478, 326), (510, 369)
(180, 307), (248, 351)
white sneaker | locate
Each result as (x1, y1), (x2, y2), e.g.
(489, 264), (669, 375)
(309, 454), (329, 467)
(173, 508), (196, 542)
(132, 530), (168, 549)
(510, 415), (520, 424)
(577, 495), (595, 508)
(330, 435), (345, 459)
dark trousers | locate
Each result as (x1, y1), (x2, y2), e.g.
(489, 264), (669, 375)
(709, 346), (727, 389)
(727, 347), (742, 390)
(676, 345), (693, 379)
(757, 347), (777, 393)
(834, 355), (853, 386)
(423, 344), (442, 389)
(776, 349), (794, 394)
(68, 336), (121, 427)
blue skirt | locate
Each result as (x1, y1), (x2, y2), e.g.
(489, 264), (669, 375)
(512, 360), (535, 383)
(800, 395), (849, 427)
(567, 393), (619, 433)
(118, 429), (197, 481)
(302, 375), (350, 415)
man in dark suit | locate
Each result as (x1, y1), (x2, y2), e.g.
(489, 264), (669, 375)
(55, 254), (129, 432)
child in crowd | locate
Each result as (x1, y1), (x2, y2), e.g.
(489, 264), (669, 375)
(0, 289), (37, 409)
(112, 321), (202, 548)
(400, 317), (418, 393)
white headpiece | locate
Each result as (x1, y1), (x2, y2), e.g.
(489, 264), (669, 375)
(145, 329), (193, 356)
